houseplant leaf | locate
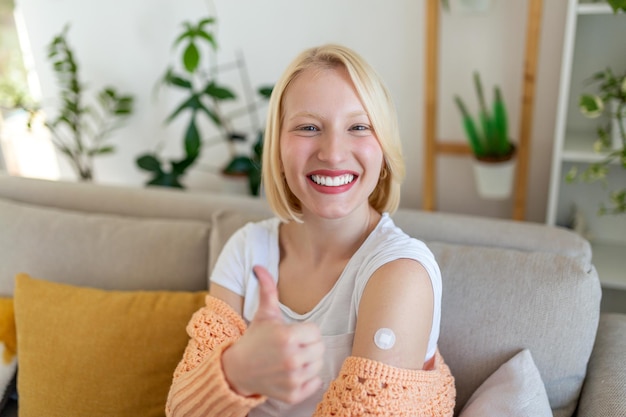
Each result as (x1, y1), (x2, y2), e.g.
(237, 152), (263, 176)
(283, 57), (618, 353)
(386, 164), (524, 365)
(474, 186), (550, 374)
(163, 69), (192, 90)
(222, 156), (253, 175)
(204, 82), (236, 100)
(454, 95), (484, 156)
(184, 118), (201, 157)
(493, 87), (510, 155)
(136, 154), (163, 174)
(258, 85), (273, 99)
(183, 42), (200, 73)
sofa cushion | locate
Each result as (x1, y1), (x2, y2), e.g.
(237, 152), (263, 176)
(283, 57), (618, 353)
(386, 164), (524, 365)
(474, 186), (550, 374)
(459, 349), (552, 417)
(13, 273), (207, 417)
(430, 241), (601, 417)
(0, 198), (212, 295)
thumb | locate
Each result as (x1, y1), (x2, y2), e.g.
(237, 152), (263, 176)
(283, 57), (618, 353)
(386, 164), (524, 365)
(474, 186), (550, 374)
(253, 265), (283, 323)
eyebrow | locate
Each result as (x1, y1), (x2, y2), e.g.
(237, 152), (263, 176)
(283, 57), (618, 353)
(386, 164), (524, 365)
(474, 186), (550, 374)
(287, 110), (369, 121)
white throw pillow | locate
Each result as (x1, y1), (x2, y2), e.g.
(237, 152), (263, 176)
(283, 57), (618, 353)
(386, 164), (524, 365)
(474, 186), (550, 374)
(459, 349), (552, 417)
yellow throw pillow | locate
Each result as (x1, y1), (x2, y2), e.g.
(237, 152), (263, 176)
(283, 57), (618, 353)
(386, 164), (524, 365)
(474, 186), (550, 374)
(13, 273), (207, 417)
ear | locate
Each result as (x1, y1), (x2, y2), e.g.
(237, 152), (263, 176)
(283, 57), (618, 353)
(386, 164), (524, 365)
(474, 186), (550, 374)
(379, 161), (389, 180)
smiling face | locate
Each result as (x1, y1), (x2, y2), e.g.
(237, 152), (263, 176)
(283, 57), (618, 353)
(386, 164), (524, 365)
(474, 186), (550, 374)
(279, 66), (384, 221)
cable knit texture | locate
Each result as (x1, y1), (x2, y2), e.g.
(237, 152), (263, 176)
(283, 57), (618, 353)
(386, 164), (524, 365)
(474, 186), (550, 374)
(166, 295), (455, 417)
(165, 295), (266, 417)
(313, 351), (456, 417)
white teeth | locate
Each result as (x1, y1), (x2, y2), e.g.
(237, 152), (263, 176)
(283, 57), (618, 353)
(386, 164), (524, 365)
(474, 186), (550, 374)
(310, 174), (355, 187)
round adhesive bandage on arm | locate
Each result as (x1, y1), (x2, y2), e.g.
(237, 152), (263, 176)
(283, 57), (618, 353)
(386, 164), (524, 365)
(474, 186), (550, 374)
(374, 328), (396, 350)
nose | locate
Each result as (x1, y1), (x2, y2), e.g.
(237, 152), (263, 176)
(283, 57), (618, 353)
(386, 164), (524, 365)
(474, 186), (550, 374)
(317, 129), (347, 164)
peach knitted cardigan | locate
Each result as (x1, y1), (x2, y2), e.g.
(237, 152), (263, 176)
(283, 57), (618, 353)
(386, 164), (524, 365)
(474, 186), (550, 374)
(165, 296), (266, 417)
(166, 295), (456, 417)
(312, 351), (455, 417)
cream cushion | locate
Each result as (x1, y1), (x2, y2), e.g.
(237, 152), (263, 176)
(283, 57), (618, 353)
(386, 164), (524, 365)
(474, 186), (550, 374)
(459, 349), (552, 417)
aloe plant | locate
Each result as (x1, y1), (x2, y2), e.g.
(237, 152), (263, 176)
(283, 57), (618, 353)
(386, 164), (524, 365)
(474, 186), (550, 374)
(454, 72), (513, 160)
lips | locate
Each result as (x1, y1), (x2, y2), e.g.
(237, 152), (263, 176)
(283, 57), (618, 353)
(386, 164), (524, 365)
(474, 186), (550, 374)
(309, 173), (355, 187)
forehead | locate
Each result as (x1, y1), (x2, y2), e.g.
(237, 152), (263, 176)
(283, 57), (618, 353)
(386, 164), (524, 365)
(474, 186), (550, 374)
(281, 66), (364, 114)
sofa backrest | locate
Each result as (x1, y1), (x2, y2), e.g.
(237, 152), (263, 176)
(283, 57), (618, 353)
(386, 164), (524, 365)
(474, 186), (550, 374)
(0, 175), (273, 294)
(392, 208), (592, 266)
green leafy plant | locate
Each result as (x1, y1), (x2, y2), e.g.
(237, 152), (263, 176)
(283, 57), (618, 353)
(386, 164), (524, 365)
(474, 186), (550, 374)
(136, 16), (271, 195)
(36, 25), (134, 181)
(566, 67), (626, 215)
(454, 71), (514, 161)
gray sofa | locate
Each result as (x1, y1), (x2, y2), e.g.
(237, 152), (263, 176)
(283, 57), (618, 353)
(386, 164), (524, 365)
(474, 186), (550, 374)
(0, 173), (624, 416)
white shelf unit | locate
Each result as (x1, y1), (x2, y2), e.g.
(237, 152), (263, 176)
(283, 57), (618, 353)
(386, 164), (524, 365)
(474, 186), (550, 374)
(547, 0), (626, 291)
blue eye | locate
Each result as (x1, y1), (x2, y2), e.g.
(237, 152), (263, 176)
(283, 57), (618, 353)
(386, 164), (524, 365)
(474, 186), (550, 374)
(299, 125), (318, 131)
(351, 124), (370, 131)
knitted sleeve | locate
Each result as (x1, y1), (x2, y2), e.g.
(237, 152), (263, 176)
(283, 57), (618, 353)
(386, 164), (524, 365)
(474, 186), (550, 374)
(166, 295), (266, 417)
(313, 350), (456, 417)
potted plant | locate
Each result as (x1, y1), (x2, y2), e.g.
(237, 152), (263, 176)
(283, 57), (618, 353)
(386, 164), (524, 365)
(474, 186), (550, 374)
(454, 71), (516, 199)
(14, 25), (134, 181)
(28, 25), (134, 181)
(566, 66), (626, 215)
(136, 16), (271, 196)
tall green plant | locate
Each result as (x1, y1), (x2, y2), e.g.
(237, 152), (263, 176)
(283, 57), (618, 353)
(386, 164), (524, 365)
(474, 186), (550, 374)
(454, 72), (513, 161)
(42, 25), (134, 181)
(136, 16), (271, 195)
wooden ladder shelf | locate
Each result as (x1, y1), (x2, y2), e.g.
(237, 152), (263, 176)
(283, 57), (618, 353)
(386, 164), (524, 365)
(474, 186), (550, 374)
(422, 0), (544, 220)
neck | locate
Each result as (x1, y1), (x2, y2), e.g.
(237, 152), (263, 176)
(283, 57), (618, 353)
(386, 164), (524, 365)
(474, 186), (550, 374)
(282, 206), (381, 264)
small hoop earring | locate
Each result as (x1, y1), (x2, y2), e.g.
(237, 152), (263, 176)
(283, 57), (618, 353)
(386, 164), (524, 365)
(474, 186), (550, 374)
(380, 165), (389, 180)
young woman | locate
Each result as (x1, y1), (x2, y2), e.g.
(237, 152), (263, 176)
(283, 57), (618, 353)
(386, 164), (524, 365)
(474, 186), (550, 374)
(166, 44), (455, 417)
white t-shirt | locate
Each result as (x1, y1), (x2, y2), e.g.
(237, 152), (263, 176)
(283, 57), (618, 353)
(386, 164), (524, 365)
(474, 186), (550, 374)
(210, 213), (442, 417)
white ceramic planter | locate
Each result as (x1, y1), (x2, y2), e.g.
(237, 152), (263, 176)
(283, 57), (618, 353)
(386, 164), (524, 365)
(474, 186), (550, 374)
(610, 100), (625, 151)
(472, 157), (516, 200)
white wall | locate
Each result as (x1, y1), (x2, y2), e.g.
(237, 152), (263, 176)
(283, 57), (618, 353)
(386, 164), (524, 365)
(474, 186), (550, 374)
(14, 0), (568, 222)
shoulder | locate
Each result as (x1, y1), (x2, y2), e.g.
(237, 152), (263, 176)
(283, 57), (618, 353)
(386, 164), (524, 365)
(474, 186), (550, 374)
(365, 258), (433, 304)
(355, 214), (441, 298)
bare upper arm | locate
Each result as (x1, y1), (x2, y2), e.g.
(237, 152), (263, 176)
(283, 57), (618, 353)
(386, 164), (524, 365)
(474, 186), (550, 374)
(351, 258), (434, 370)
(209, 282), (245, 316)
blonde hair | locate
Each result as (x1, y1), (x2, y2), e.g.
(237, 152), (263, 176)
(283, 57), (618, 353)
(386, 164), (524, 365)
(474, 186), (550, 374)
(262, 44), (405, 222)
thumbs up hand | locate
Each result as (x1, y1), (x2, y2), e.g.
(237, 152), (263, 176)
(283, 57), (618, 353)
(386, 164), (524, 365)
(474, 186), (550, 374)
(252, 264), (284, 323)
(221, 265), (325, 404)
